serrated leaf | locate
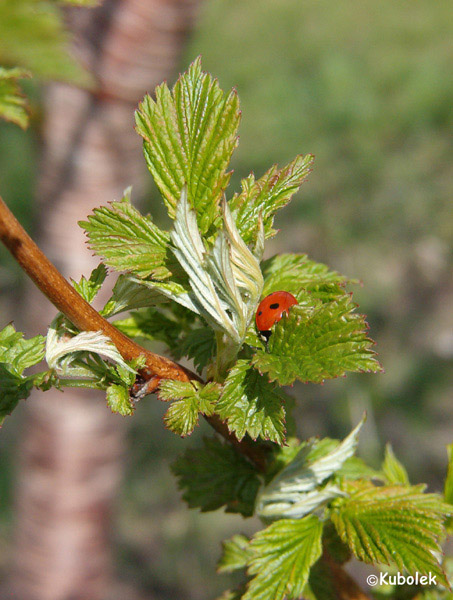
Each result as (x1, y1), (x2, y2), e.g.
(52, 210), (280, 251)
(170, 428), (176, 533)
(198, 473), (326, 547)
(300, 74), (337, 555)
(261, 253), (350, 303)
(217, 534), (252, 574)
(230, 154), (313, 245)
(113, 308), (183, 349)
(331, 484), (451, 585)
(159, 380), (219, 437)
(382, 443), (410, 485)
(244, 515), (323, 600)
(0, 67), (30, 128)
(101, 274), (168, 317)
(0, 364), (34, 426)
(80, 188), (173, 279)
(0, 0), (90, 85)
(172, 436), (260, 516)
(252, 296), (381, 386)
(178, 327), (216, 373)
(216, 359), (286, 445)
(135, 57), (240, 234)
(257, 418), (364, 519)
(335, 456), (383, 481)
(0, 323), (45, 375)
(106, 383), (134, 416)
(72, 264), (107, 304)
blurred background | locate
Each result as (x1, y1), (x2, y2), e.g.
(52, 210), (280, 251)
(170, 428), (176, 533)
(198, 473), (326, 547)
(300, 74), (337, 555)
(0, 0), (452, 598)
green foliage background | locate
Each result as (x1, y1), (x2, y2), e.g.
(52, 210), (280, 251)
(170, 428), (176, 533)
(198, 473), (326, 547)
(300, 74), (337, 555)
(0, 0), (452, 598)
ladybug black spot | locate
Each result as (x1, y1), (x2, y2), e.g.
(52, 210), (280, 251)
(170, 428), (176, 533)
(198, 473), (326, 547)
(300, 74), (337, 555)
(269, 303), (280, 309)
(258, 311), (262, 315)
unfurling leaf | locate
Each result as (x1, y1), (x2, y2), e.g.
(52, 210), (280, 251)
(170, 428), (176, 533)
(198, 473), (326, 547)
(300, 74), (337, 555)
(159, 380), (220, 436)
(256, 417), (365, 519)
(217, 534), (252, 574)
(252, 296), (381, 386)
(0, 67), (31, 129)
(244, 515), (323, 600)
(382, 443), (410, 485)
(135, 56), (240, 234)
(72, 264), (108, 304)
(106, 383), (134, 416)
(230, 154), (313, 245)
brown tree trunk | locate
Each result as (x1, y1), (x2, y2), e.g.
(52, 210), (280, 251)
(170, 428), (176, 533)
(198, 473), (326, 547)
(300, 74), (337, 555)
(9, 2), (200, 599)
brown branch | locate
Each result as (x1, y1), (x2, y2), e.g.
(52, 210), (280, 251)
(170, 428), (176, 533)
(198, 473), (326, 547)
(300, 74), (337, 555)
(0, 195), (269, 469)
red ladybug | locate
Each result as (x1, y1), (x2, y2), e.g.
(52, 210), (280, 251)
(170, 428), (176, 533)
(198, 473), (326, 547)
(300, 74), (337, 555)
(255, 291), (298, 339)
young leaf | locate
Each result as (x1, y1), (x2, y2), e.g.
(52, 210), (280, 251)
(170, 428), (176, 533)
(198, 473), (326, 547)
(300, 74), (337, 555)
(178, 327), (216, 373)
(0, 67), (30, 129)
(172, 436), (261, 516)
(217, 534), (252, 574)
(331, 484), (451, 585)
(113, 308), (183, 349)
(261, 253), (350, 303)
(216, 359), (286, 445)
(382, 443), (410, 485)
(229, 154), (314, 245)
(101, 274), (168, 317)
(80, 188), (173, 279)
(256, 418), (365, 520)
(0, 324), (46, 424)
(159, 380), (220, 437)
(135, 57), (240, 234)
(72, 264), (108, 304)
(244, 515), (323, 600)
(106, 383), (134, 416)
(252, 296), (381, 386)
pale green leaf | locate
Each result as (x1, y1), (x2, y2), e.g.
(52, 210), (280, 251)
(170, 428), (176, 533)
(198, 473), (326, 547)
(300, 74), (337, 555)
(80, 188), (173, 279)
(72, 264), (107, 304)
(229, 154), (313, 244)
(135, 57), (240, 234)
(261, 253), (350, 303)
(257, 417), (365, 519)
(252, 297), (381, 386)
(244, 515), (323, 600)
(331, 484), (451, 585)
(382, 443), (410, 486)
(0, 67), (30, 128)
(216, 359), (286, 445)
(172, 436), (260, 516)
(217, 534), (251, 574)
(106, 383), (134, 416)
(0, 323), (45, 375)
(159, 380), (220, 437)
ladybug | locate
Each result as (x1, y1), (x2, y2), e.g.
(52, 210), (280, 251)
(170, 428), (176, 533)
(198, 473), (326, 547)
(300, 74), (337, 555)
(255, 291), (298, 340)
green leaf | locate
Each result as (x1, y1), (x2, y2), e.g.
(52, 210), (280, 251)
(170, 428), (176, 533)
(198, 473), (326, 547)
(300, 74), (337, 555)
(57, 0), (99, 5)
(80, 188), (173, 279)
(382, 443), (410, 485)
(159, 380), (220, 437)
(178, 327), (216, 373)
(216, 359), (286, 445)
(256, 418), (364, 520)
(244, 515), (323, 600)
(135, 57), (240, 234)
(106, 383), (134, 416)
(217, 534), (252, 574)
(72, 264), (107, 304)
(230, 154), (313, 245)
(261, 253), (350, 303)
(330, 484), (451, 585)
(113, 308), (184, 349)
(335, 456), (383, 481)
(172, 436), (261, 516)
(0, 67), (30, 128)
(0, 0), (91, 85)
(252, 296), (381, 386)
(101, 274), (168, 317)
(0, 324), (45, 375)
(0, 324), (46, 424)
